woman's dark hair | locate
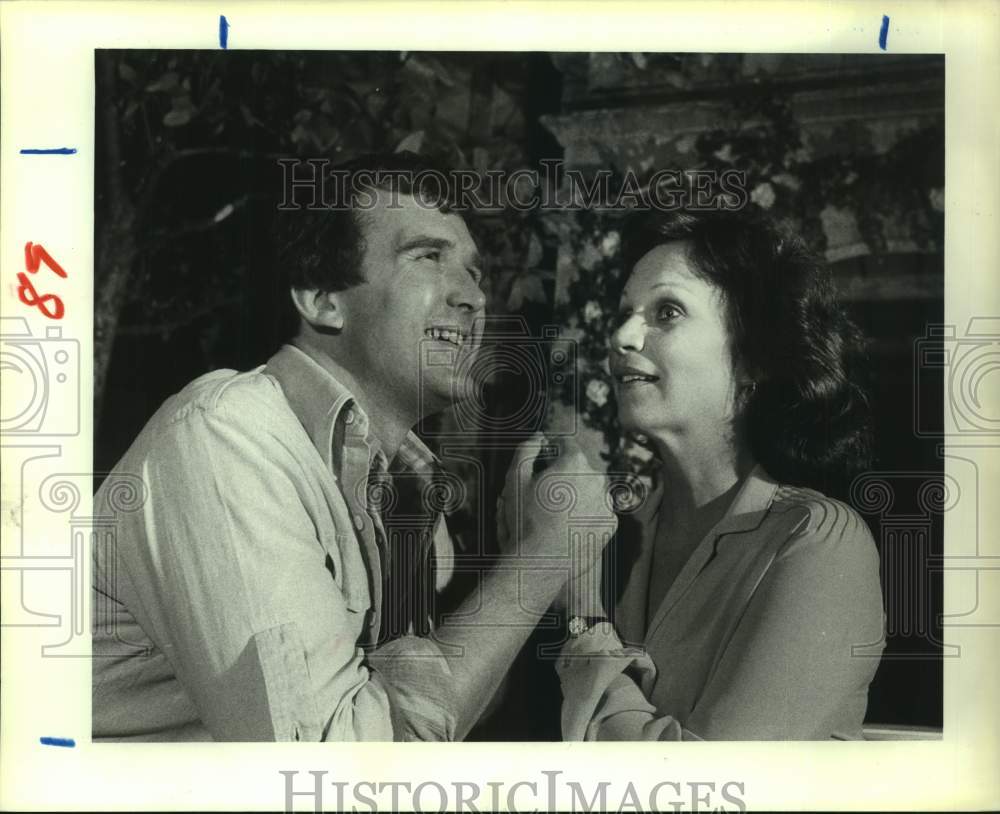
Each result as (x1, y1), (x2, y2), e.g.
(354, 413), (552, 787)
(620, 207), (873, 489)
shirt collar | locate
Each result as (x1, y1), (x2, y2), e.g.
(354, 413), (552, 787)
(263, 343), (439, 478)
(633, 463), (780, 538)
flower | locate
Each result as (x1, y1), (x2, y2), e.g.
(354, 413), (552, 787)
(750, 182), (776, 209)
(929, 187), (944, 213)
(790, 146), (812, 164)
(771, 172), (801, 191)
(713, 143), (735, 162)
(675, 133), (697, 154)
(577, 242), (603, 272)
(585, 378), (610, 407)
(583, 300), (603, 323)
(600, 230), (620, 257)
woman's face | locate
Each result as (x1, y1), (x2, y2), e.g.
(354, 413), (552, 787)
(610, 241), (747, 444)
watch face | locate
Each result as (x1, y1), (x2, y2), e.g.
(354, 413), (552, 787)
(568, 616), (589, 636)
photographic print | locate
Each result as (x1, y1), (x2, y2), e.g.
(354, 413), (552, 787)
(1, 2), (997, 811)
(90, 47), (945, 743)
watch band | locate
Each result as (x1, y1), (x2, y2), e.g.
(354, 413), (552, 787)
(567, 614), (609, 638)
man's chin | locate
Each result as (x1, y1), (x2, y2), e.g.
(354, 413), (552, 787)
(418, 374), (470, 415)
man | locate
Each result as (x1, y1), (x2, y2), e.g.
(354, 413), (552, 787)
(92, 153), (615, 741)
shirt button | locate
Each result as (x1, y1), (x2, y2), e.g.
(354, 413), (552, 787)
(353, 514), (365, 532)
(345, 409), (355, 425)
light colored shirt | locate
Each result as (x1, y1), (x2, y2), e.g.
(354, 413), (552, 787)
(92, 343), (457, 741)
(557, 466), (885, 740)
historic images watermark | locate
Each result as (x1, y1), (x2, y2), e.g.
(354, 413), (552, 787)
(281, 770), (747, 813)
(276, 159), (749, 213)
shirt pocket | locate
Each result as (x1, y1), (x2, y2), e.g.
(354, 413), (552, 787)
(316, 484), (371, 614)
(321, 531), (370, 613)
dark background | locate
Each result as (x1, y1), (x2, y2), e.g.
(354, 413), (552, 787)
(95, 50), (945, 736)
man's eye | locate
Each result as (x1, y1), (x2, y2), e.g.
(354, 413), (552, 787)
(419, 251), (441, 263)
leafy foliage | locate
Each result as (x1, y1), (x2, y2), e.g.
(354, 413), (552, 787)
(548, 62), (943, 475)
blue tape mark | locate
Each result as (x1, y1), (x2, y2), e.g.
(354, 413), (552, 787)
(219, 15), (230, 49)
(878, 15), (890, 50)
(19, 148), (77, 155)
(40, 737), (76, 747)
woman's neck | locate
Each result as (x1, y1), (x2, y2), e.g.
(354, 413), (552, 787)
(651, 431), (754, 534)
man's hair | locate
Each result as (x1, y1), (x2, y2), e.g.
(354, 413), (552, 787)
(621, 206), (873, 489)
(276, 151), (458, 295)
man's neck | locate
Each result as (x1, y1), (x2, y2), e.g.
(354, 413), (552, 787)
(292, 335), (414, 462)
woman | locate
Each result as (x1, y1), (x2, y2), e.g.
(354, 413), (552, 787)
(556, 207), (885, 740)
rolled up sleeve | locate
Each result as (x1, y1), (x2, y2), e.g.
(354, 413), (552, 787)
(127, 400), (399, 741)
(557, 623), (699, 741)
(366, 636), (457, 741)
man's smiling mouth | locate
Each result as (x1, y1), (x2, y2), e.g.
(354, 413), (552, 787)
(424, 327), (469, 348)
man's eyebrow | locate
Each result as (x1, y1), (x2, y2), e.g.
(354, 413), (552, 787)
(397, 235), (483, 270)
(397, 235), (452, 253)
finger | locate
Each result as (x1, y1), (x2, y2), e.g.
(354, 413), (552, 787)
(515, 431), (548, 460)
(505, 432), (549, 487)
(496, 494), (509, 536)
(547, 435), (588, 465)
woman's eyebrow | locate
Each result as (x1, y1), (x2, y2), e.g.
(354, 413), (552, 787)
(619, 280), (691, 307)
(648, 281), (694, 293)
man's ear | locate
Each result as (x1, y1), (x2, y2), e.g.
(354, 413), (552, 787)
(290, 288), (344, 332)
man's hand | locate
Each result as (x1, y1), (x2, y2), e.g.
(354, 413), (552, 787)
(496, 433), (617, 615)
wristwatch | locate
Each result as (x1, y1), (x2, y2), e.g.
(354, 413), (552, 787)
(567, 615), (609, 638)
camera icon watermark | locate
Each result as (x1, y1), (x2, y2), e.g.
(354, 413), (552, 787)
(0, 316), (80, 437)
(913, 317), (1000, 436)
(417, 315), (577, 439)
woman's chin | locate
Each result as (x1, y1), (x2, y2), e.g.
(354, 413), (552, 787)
(617, 409), (655, 437)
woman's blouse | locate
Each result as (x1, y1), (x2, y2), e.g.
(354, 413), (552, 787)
(557, 466), (885, 740)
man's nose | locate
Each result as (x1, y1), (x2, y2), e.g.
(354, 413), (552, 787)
(610, 314), (644, 354)
(448, 269), (487, 313)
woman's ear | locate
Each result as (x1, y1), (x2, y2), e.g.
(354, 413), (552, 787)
(290, 288), (344, 332)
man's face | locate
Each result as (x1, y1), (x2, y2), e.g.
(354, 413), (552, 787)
(334, 188), (486, 417)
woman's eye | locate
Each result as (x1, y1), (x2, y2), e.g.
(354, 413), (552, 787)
(657, 303), (683, 321)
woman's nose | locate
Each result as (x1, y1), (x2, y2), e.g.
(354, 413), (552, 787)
(610, 314), (644, 354)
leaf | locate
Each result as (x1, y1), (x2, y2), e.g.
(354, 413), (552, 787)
(525, 232), (543, 268)
(172, 94), (195, 113)
(404, 54), (456, 87)
(118, 62), (138, 84)
(507, 274), (546, 311)
(241, 103), (264, 128)
(163, 108), (192, 127)
(213, 203), (235, 223)
(395, 130), (425, 154)
(146, 71), (179, 93)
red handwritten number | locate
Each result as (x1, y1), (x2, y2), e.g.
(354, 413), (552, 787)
(24, 242), (67, 278)
(18, 241), (66, 320)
